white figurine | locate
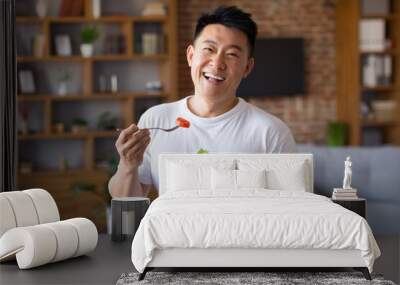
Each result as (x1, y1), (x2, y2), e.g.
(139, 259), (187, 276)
(342, 156), (352, 189)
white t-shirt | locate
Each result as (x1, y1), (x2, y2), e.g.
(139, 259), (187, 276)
(137, 96), (296, 191)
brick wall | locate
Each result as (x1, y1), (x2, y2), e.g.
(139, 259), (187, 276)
(177, 0), (337, 144)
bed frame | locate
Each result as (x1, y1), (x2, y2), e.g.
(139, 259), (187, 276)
(138, 154), (372, 281)
(139, 248), (371, 280)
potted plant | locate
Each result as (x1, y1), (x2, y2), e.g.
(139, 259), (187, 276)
(327, 121), (348, 146)
(80, 26), (99, 57)
(97, 111), (119, 130)
(71, 117), (88, 133)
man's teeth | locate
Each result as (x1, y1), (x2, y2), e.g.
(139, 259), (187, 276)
(204, 72), (225, 81)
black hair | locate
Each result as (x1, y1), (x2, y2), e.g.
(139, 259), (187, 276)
(193, 6), (258, 57)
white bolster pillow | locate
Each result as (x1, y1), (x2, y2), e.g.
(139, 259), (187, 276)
(0, 196), (17, 237)
(0, 218), (98, 269)
(0, 191), (39, 228)
(23, 188), (60, 224)
(0, 189), (60, 238)
(64, 218), (98, 257)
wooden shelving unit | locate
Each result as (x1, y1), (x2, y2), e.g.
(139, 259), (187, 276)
(16, 0), (177, 231)
(336, 0), (400, 145)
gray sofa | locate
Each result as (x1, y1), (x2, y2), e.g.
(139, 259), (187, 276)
(298, 144), (400, 234)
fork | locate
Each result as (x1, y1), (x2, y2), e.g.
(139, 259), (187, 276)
(116, 125), (179, 133)
(146, 126), (180, 132)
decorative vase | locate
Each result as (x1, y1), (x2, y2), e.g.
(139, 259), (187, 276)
(57, 81), (68, 96)
(80, 44), (94, 57)
(35, 0), (47, 18)
(92, 0), (101, 18)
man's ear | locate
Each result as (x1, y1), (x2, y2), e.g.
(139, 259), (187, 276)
(186, 45), (194, 67)
(243, 57), (255, 78)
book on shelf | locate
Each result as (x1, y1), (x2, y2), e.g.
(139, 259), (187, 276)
(59, 0), (83, 17)
(59, 0), (72, 16)
(332, 196), (359, 200)
(333, 188), (358, 193)
(333, 192), (358, 197)
(70, 0), (84, 16)
(142, 2), (166, 16)
(33, 34), (45, 57)
(361, 0), (390, 16)
(362, 54), (392, 87)
(359, 19), (386, 52)
(332, 188), (358, 200)
(142, 33), (163, 54)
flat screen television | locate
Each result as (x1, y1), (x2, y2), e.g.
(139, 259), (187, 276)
(237, 38), (305, 97)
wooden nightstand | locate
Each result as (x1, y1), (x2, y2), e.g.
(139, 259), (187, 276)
(332, 198), (366, 218)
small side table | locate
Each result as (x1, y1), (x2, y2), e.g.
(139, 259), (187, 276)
(332, 198), (366, 218)
(111, 197), (150, 242)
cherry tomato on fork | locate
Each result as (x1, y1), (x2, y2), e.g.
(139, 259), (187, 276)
(176, 117), (190, 128)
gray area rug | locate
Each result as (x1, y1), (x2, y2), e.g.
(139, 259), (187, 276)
(116, 271), (396, 285)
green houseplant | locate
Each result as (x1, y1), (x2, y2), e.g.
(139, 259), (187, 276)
(327, 121), (348, 146)
(80, 26), (99, 57)
(71, 117), (88, 134)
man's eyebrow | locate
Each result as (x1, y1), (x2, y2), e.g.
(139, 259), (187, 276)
(201, 40), (243, 52)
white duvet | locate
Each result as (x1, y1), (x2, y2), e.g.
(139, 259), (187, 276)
(131, 190), (380, 273)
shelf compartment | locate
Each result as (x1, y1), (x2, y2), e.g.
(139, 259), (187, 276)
(94, 137), (118, 171)
(133, 21), (166, 55)
(18, 139), (85, 171)
(49, 22), (128, 57)
(52, 100), (123, 133)
(18, 101), (45, 135)
(100, 0), (167, 17)
(93, 60), (163, 93)
(17, 61), (84, 95)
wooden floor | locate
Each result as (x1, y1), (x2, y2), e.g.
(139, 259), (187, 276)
(0, 235), (398, 284)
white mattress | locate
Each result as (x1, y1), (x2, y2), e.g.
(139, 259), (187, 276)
(131, 190), (381, 273)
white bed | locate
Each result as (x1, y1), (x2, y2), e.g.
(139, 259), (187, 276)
(131, 154), (380, 280)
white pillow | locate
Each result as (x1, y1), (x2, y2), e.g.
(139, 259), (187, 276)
(237, 169), (267, 189)
(238, 159), (308, 192)
(166, 159), (235, 192)
(211, 169), (267, 190)
(211, 168), (236, 190)
(267, 162), (307, 191)
(167, 162), (209, 191)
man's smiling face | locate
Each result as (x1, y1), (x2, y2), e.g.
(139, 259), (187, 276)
(186, 24), (254, 102)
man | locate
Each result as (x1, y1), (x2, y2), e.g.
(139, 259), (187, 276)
(109, 6), (296, 198)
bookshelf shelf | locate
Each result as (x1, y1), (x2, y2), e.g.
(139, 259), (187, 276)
(362, 119), (397, 127)
(360, 14), (398, 20)
(17, 15), (168, 23)
(17, 55), (168, 62)
(360, 49), (398, 55)
(361, 85), (396, 92)
(19, 131), (118, 140)
(18, 92), (167, 101)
